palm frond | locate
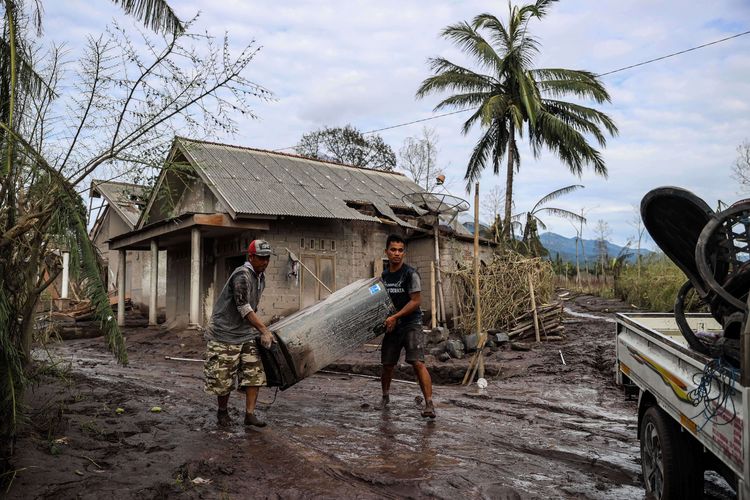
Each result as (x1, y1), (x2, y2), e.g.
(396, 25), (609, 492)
(0, 284), (24, 441)
(542, 99), (618, 138)
(0, 39), (57, 100)
(110, 0), (184, 35)
(536, 206), (586, 224)
(464, 121), (502, 190)
(532, 110), (608, 177)
(440, 21), (503, 73)
(531, 184), (584, 212)
(461, 106), (485, 135)
(533, 68), (611, 103)
(60, 186), (128, 364)
(416, 63), (494, 100)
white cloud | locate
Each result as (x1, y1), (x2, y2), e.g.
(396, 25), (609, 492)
(39, 0), (750, 246)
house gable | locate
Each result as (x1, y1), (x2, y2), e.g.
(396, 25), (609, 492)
(140, 148), (227, 227)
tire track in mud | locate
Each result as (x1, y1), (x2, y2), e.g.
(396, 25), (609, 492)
(487, 438), (640, 486)
(446, 397), (636, 441)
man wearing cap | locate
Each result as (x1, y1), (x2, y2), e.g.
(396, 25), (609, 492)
(203, 239), (275, 427)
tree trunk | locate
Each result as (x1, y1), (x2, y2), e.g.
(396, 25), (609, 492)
(503, 130), (515, 241)
(20, 240), (42, 362)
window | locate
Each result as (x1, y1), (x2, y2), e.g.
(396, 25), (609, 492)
(331, 240), (336, 251)
(320, 239), (325, 251)
(309, 239), (315, 250)
(300, 238), (305, 249)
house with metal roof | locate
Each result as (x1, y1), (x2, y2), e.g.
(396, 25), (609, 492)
(90, 180), (166, 321)
(107, 137), (493, 329)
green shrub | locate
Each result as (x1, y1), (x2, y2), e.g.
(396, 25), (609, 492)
(615, 254), (701, 312)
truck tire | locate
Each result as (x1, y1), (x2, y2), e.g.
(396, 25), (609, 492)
(640, 406), (703, 499)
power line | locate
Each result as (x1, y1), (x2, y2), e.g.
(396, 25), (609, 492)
(596, 29), (750, 77)
(273, 29), (750, 152)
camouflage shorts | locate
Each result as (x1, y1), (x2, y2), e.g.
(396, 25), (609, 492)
(203, 340), (267, 395)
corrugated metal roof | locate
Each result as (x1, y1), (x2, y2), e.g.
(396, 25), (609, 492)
(91, 180), (147, 229)
(177, 138), (425, 222)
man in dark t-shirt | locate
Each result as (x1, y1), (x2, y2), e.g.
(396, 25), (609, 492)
(380, 234), (435, 418)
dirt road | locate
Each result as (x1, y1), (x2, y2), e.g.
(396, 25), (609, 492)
(4, 294), (732, 499)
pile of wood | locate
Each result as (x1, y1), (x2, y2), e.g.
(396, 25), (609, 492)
(507, 302), (564, 341)
(447, 252), (555, 334)
(52, 300), (96, 322)
(48, 296), (132, 323)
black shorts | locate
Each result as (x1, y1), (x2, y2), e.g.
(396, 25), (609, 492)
(381, 322), (424, 365)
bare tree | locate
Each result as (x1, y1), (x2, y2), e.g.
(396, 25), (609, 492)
(594, 219), (611, 276)
(481, 185), (503, 220)
(481, 185), (504, 241)
(1, 6), (268, 467)
(628, 205), (647, 279)
(731, 139), (750, 194)
(568, 206), (590, 286)
(398, 126), (442, 190)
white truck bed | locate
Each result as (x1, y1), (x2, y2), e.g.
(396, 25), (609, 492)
(615, 312), (749, 499)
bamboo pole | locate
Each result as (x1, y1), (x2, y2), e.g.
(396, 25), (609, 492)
(462, 182), (485, 386)
(285, 247), (332, 293)
(474, 182), (484, 379)
(528, 273), (541, 343)
(430, 261), (437, 329)
(433, 219), (447, 326)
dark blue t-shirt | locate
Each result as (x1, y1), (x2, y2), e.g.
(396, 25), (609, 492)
(381, 264), (422, 325)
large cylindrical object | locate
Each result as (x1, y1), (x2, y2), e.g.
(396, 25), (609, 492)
(267, 277), (395, 389)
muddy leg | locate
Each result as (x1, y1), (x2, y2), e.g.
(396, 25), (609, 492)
(244, 386), (266, 427)
(216, 394), (231, 426)
(381, 364), (395, 406)
(245, 386), (259, 414)
(411, 361), (432, 401)
(217, 393), (230, 411)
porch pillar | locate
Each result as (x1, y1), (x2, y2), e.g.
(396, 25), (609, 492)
(61, 251), (70, 299)
(189, 227), (201, 327)
(117, 249), (126, 326)
(149, 240), (158, 326)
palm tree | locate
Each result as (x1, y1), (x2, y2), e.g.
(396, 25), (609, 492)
(515, 184), (586, 256)
(416, 0), (617, 240)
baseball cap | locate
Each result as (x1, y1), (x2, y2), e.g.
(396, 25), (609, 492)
(248, 239), (273, 257)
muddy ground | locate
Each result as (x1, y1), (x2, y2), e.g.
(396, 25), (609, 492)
(5, 293), (736, 499)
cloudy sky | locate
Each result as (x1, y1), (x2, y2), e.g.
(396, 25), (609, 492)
(45, 1), (750, 246)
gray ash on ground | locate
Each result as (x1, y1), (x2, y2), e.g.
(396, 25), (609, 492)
(7, 291), (731, 499)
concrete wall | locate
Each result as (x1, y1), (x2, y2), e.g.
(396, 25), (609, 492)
(160, 217), (494, 328)
(91, 208), (167, 315)
(163, 218), (401, 327)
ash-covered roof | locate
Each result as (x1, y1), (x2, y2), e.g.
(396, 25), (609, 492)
(91, 180), (148, 229)
(175, 137), (425, 226)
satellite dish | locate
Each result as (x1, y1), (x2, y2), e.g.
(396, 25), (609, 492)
(402, 192), (469, 224)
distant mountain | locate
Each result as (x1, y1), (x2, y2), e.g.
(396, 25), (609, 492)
(539, 232), (652, 264)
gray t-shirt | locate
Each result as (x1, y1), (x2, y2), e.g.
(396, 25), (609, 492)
(205, 262), (265, 344)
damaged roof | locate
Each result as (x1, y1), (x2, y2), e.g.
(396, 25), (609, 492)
(91, 179), (148, 229)
(172, 137), (425, 227)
